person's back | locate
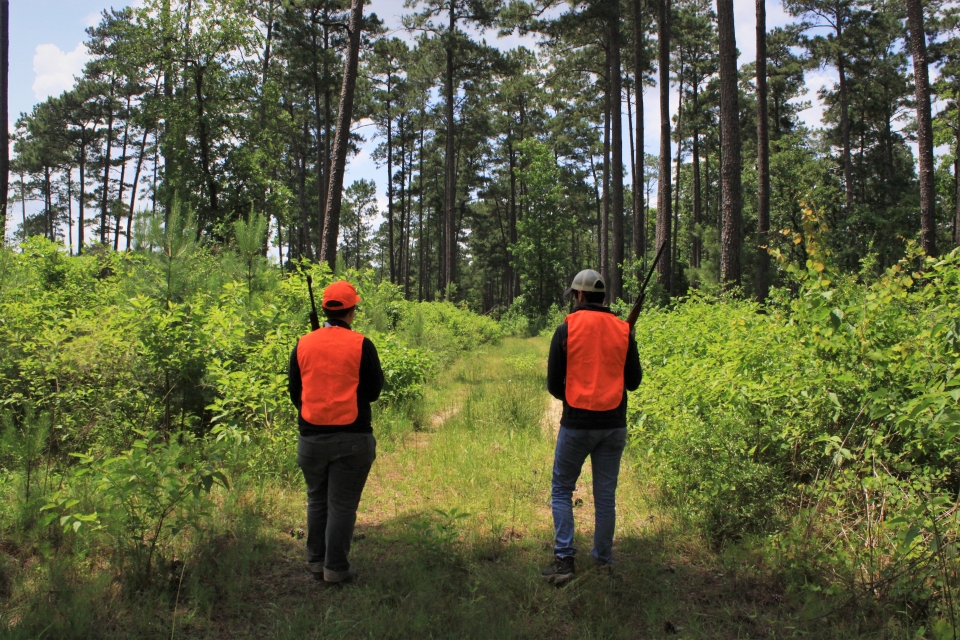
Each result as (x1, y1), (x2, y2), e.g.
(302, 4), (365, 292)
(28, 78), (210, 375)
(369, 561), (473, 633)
(542, 269), (642, 584)
(288, 280), (384, 584)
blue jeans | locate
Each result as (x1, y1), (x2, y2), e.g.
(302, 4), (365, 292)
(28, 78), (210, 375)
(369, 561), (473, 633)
(551, 426), (627, 564)
(297, 432), (376, 573)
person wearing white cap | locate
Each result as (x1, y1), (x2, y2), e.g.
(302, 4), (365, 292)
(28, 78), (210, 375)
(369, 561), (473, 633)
(541, 269), (642, 584)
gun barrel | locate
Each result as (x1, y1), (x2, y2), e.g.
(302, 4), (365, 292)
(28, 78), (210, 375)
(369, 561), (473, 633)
(626, 242), (668, 328)
(306, 275), (321, 331)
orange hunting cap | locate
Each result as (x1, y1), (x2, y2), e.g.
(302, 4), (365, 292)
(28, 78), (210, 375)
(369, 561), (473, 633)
(322, 280), (360, 310)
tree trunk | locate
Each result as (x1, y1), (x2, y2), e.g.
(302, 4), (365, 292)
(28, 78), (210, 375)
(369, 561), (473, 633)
(44, 166), (52, 241)
(161, 0), (175, 222)
(589, 152), (603, 266)
(418, 121), (426, 300)
(443, 0), (457, 297)
(114, 94), (132, 251)
(126, 127), (149, 250)
(656, 0), (672, 291)
(609, 0), (624, 303)
(508, 135), (519, 301)
(755, 0), (771, 301)
(601, 41), (611, 286)
(673, 59), (683, 296)
(955, 107), (960, 247)
(78, 143), (86, 253)
(387, 89), (395, 282)
(692, 82), (702, 270)
(838, 52), (853, 209)
(633, 0), (645, 277)
(294, 129), (309, 259)
(0, 0), (8, 241)
(627, 81), (637, 266)
(319, 0), (363, 270)
(323, 6), (331, 246)
(67, 170), (73, 254)
(405, 135), (414, 297)
(193, 64), (219, 226)
(717, 0), (742, 288)
(259, 0), (275, 120)
(906, 0), (936, 255)
(310, 9), (325, 257)
(398, 114), (407, 288)
(101, 77), (116, 244)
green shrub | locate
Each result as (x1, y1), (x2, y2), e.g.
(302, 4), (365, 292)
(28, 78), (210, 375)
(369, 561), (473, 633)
(0, 239), (502, 592)
(41, 429), (229, 588)
(629, 245), (960, 605)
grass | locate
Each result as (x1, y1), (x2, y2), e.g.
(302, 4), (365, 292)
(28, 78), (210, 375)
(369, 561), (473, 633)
(0, 337), (930, 638)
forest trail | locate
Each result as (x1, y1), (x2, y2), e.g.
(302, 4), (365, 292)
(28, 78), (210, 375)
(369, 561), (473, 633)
(176, 336), (837, 640)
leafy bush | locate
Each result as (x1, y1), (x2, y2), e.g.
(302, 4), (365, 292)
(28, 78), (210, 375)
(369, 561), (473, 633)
(41, 429), (229, 587)
(396, 299), (501, 362)
(0, 237), (500, 591)
(629, 245), (960, 607)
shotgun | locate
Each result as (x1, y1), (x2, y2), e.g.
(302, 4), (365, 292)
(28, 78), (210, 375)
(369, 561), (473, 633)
(306, 275), (320, 331)
(625, 242), (668, 328)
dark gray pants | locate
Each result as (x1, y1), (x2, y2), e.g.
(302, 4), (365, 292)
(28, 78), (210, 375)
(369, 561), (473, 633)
(297, 432), (376, 573)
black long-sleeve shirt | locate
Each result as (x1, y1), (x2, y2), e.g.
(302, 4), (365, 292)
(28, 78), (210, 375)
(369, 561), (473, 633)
(288, 320), (384, 435)
(546, 305), (642, 430)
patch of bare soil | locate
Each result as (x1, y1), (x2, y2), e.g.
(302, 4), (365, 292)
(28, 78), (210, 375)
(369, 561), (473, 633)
(542, 396), (563, 436)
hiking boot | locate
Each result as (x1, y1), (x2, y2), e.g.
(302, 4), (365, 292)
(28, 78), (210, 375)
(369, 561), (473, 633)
(541, 556), (575, 584)
(323, 566), (357, 584)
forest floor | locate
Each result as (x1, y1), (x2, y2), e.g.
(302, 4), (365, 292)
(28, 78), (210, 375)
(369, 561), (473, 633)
(9, 338), (922, 639)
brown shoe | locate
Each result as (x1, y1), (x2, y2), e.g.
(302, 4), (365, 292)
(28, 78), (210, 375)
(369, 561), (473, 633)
(323, 566), (357, 584)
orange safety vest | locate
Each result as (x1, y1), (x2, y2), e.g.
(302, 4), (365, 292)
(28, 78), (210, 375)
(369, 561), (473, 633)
(297, 326), (365, 425)
(564, 310), (630, 412)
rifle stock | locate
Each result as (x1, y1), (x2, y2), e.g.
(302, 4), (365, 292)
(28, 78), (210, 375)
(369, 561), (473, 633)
(625, 242), (668, 328)
(306, 275), (320, 331)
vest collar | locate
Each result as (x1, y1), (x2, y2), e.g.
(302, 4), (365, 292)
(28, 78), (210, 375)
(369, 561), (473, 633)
(573, 304), (615, 315)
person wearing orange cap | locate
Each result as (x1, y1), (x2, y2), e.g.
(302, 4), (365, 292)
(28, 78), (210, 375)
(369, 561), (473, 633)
(541, 269), (642, 584)
(288, 280), (383, 584)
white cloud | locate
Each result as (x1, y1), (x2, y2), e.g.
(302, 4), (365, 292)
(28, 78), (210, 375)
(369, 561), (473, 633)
(798, 68), (836, 130)
(32, 42), (90, 101)
(84, 12), (101, 28)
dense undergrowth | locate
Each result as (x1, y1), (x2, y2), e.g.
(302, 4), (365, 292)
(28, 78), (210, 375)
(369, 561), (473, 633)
(0, 231), (500, 614)
(630, 245), (960, 631)
(3, 224), (960, 636)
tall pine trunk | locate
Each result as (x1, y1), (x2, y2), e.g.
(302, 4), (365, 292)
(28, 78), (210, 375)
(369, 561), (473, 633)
(319, 0), (363, 270)
(78, 143), (87, 254)
(906, 0), (936, 255)
(114, 95), (132, 251)
(627, 81), (637, 265)
(633, 0), (645, 276)
(0, 0), (8, 241)
(836, 55), (853, 209)
(126, 128), (149, 250)
(387, 89), (395, 282)
(601, 42), (611, 286)
(692, 82), (702, 270)
(656, 0), (672, 291)
(418, 123), (426, 300)
(443, 0), (457, 297)
(101, 77), (116, 244)
(717, 0), (742, 287)
(755, 0), (771, 301)
(323, 7), (332, 249)
(673, 58), (683, 296)
(508, 135), (519, 301)
(609, 0), (625, 303)
(955, 106), (960, 247)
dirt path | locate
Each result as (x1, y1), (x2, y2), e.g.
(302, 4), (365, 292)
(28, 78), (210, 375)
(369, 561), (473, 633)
(542, 396), (563, 436)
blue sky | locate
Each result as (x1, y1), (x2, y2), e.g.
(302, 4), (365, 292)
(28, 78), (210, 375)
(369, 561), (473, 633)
(8, 0), (833, 242)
